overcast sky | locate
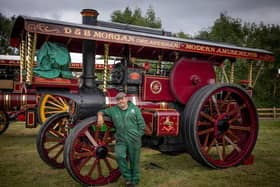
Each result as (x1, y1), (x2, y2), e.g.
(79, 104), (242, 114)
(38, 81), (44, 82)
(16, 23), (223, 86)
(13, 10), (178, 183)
(1, 0), (280, 35)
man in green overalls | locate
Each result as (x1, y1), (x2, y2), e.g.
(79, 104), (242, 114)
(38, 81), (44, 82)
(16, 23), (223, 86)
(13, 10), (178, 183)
(97, 92), (145, 187)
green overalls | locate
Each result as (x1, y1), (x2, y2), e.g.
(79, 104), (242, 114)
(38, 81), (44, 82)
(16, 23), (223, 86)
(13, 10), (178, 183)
(101, 101), (145, 184)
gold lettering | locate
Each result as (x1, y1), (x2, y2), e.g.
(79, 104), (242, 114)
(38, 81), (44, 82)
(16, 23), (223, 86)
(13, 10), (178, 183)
(108, 33), (114, 40)
(93, 31), (102, 38)
(84, 30), (91, 37)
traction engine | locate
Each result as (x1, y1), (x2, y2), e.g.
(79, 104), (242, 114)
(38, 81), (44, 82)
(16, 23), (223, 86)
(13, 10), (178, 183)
(8, 8), (274, 186)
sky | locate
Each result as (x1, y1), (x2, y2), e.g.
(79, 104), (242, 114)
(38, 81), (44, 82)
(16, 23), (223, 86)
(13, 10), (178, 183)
(1, 0), (280, 36)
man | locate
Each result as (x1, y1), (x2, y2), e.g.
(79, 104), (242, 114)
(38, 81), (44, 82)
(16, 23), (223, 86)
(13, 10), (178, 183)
(97, 92), (145, 187)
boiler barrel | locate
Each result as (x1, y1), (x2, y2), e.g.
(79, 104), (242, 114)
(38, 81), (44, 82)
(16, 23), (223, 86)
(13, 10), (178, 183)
(0, 93), (37, 111)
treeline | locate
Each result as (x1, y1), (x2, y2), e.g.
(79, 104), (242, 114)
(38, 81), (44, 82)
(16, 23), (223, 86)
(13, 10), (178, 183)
(195, 13), (280, 107)
(0, 8), (279, 107)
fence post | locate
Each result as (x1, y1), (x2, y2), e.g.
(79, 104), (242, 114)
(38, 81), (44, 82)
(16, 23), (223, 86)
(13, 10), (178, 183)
(273, 106), (276, 120)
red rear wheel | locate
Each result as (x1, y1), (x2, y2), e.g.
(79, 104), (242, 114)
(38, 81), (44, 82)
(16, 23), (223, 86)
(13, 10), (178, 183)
(64, 116), (120, 186)
(183, 84), (258, 168)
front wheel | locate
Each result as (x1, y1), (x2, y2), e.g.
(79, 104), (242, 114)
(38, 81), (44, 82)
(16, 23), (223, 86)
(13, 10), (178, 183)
(64, 116), (120, 186)
(0, 111), (9, 135)
(36, 112), (70, 168)
(183, 84), (258, 168)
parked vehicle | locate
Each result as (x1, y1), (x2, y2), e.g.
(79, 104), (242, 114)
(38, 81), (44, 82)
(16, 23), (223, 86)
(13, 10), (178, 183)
(9, 9), (274, 186)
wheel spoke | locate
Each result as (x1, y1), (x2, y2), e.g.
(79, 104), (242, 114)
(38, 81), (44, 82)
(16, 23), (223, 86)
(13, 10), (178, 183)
(211, 95), (221, 116)
(58, 97), (67, 106)
(97, 159), (103, 177)
(104, 158), (113, 171)
(215, 139), (223, 161)
(94, 126), (100, 142)
(228, 115), (240, 124)
(206, 138), (216, 153)
(209, 99), (213, 116)
(49, 129), (64, 137)
(46, 111), (62, 114)
(45, 106), (62, 110)
(226, 129), (240, 141)
(53, 146), (64, 160)
(47, 101), (65, 110)
(200, 111), (216, 123)
(230, 125), (250, 131)
(46, 142), (61, 152)
(198, 121), (212, 126)
(87, 159), (98, 177)
(103, 129), (110, 144)
(228, 103), (247, 116)
(45, 136), (61, 142)
(85, 130), (98, 147)
(220, 91), (232, 111)
(77, 157), (92, 171)
(198, 127), (214, 136)
(224, 135), (241, 152)
(49, 95), (62, 104)
(74, 151), (93, 159)
(222, 136), (227, 159)
(202, 132), (210, 148)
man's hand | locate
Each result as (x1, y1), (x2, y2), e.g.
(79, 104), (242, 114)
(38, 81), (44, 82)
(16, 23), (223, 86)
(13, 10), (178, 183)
(97, 112), (104, 128)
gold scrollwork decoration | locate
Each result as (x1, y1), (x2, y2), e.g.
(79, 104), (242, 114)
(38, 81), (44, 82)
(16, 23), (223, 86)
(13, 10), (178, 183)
(27, 23), (60, 34)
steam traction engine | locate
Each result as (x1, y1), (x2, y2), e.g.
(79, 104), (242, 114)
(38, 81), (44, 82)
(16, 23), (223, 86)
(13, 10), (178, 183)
(9, 9), (275, 186)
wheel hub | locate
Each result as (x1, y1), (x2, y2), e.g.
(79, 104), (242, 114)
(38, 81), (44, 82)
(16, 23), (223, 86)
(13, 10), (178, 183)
(217, 117), (229, 135)
(96, 146), (108, 159)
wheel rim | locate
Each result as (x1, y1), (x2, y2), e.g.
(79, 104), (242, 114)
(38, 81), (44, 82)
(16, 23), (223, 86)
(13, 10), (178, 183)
(39, 94), (69, 123)
(193, 86), (258, 168)
(67, 119), (120, 185)
(39, 114), (69, 168)
(0, 112), (8, 134)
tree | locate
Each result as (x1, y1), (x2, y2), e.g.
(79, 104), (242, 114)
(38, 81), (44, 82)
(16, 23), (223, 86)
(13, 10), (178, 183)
(195, 12), (280, 107)
(173, 31), (191, 39)
(111, 6), (161, 28)
(196, 12), (245, 45)
(0, 13), (17, 55)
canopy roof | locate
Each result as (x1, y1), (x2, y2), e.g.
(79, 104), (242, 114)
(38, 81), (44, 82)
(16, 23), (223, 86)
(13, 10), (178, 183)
(10, 16), (275, 62)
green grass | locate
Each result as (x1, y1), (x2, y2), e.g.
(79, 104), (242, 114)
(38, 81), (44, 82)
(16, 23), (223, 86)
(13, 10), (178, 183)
(0, 121), (279, 187)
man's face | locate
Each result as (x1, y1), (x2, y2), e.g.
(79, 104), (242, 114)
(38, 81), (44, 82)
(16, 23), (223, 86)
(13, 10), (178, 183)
(117, 97), (128, 110)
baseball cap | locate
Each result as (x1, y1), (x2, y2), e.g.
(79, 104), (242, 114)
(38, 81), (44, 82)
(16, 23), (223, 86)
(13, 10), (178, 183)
(116, 92), (127, 100)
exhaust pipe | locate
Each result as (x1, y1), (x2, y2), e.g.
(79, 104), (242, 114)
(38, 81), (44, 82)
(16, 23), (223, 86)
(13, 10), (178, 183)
(80, 9), (99, 92)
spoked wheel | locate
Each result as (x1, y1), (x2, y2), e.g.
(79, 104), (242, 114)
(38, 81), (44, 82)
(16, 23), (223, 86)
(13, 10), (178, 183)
(64, 116), (120, 186)
(36, 112), (70, 168)
(183, 84), (258, 168)
(0, 111), (9, 135)
(38, 94), (69, 124)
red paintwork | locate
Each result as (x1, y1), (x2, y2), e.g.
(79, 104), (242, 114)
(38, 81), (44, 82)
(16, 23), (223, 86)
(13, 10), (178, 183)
(106, 88), (168, 110)
(243, 155), (254, 165)
(0, 93), (38, 110)
(26, 111), (35, 128)
(142, 75), (176, 101)
(31, 76), (79, 92)
(142, 111), (154, 135)
(169, 58), (216, 104)
(142, 109), (179, 136)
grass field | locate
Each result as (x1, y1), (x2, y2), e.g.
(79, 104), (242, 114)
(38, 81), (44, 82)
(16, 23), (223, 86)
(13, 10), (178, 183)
(0, 121), (279, 187)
